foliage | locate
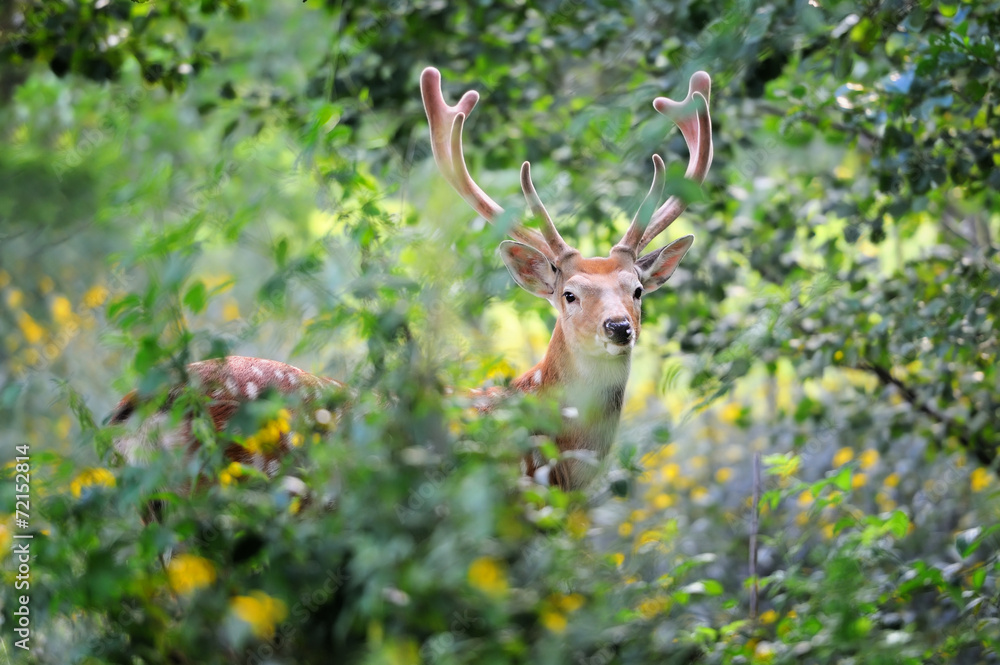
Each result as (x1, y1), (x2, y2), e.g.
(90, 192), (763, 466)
(1, 0), (999, 663)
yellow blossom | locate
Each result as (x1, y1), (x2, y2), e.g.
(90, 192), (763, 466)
(567, 509), (589, 539)
(971, 467), (992, 492)
(652, 493), (674, 510)
(6, 288), (23, 308)
(629, 509), (648, 523)
(822, 523), (835, 540)
(17, 312), (44, 345)
(231, 591), (288, 638)
(832, 447), (854, 467)
(797, 490), (814, 508)
(50, 296), (73, 324)
(661, 463), (680, 483)
(759, 609), (778, 624)
(618, 522), (634, 537)
(884, 473), (900, 488)
(859, 449), (879, 470)
(691, 487), (708, 502)
(0, 519), (11, 553)
(876, 492), (896, 512)
(551, 592), (585, 613)
(611, 552), (625, 568)
(223, 300), (241, 322)
(719, 401), (743, 424)
(82, 285), (109, 309)
(637, 595), (670, 618)
(834, 350), (844, 361)
(70, 468), (115, 498)
(39, 276), (54, 294)
(715, 467), (733, 483)
(228, 462), (244, 477)
(291, 432), (304, 447)
(468, 557), (507, 595)
(852, 473), (867, 490)
(220, 471), (233, 486)
(167, 554), (217, 595)
(540, 609), (567, 632)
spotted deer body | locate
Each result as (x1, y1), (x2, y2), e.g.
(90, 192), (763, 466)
(112, 67), (713, 492)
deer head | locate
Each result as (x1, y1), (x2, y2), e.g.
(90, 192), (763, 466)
(420, 67), (713, 371)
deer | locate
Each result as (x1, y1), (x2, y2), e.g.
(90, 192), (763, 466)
(109, 66), (713, 494)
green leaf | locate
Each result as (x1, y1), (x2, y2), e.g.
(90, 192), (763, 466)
(183, 280), (208, 313)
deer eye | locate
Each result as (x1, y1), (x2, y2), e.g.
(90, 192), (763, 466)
(633, 287), (643, 300)
(563, 291), (577, 304)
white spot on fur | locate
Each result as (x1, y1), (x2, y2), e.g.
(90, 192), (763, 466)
(533, 370), (542, 385)
(265, 459), (279, 476)
(561, 407), (579, 419)
(535, 465), (551, 487)
(245, 381), (259, 399)
(251, 365), (264, 378)
(225, 378), (239, 395)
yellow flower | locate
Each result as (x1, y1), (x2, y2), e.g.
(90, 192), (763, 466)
(50, 296), (74, 324)
(759, 609), (778, 624)
(567, 509), (589, 539)
(39, 276), (54, 294)
(851, 473), (867, 490)
(832, 447), (854, 467)
(971, 467), (992, 492)
(220, 471), (233, 486)
(468, 557), (507, 595)
(719, 401), (742, 424)
(540, 609), (567, 632)
(715, 467), (733, 483)
(6, 288), (23, 308)
(691, 487), (708, 502)
(618, 522), (633, 537)
(17, 312), (45, 345)
(652, 493), (674, 510)
(797, 490), (814, 508)
(222, 300), (241, 322)
(167, 554), (217, 595)
(82, 285), (109, 309)
(231, 591), (288, 638)
(859, 449), (879, 470)
(822, 523), (835, 540)
(291, 432), (304, 447)
(0, 519), (11, 553)
(661, 463), (680, 482)
(629, 509), (648, 523)
(637, 596), (669, 618)
(70, 468), (115, 498)
(834, 350), (844, 361)
(611, 552), (625, 568)
(884, 472), (900, 488)
(550, 592), (585, 613)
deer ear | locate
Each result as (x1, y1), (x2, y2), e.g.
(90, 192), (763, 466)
(636, 235), (694, 293)
(499, 240), (558, 298)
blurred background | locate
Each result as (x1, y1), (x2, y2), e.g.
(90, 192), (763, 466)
(0, 1), (998, 663)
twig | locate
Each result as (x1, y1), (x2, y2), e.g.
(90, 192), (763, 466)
(749, 451), (761, 620)
(858, 361), (994, 468)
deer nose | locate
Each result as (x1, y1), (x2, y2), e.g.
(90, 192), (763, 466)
(603, 318), (633, 345)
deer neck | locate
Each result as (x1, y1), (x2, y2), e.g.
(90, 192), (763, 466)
(522, 319), (630, 441)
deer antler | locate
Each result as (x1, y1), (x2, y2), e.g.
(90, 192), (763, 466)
(614, 71), (713, 258)
(420, 67), (575, 264)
